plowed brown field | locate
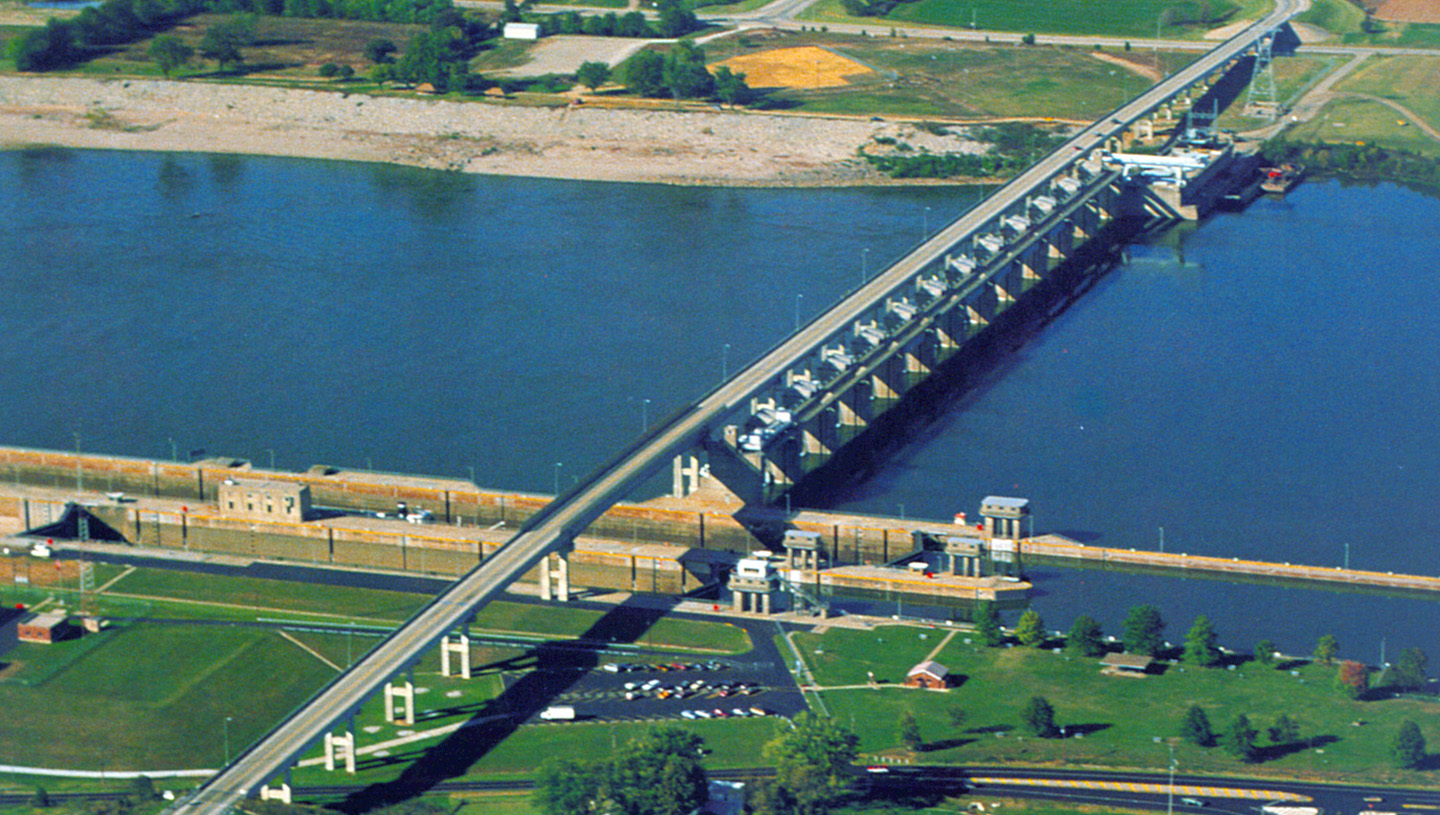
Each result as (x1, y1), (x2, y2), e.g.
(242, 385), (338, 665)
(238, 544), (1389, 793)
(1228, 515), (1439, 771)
(713, 46), (872, 89)
(1374, 0), (1440, 23)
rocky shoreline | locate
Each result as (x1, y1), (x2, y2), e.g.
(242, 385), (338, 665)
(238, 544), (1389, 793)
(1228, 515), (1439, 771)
(0, 75), (985, 186)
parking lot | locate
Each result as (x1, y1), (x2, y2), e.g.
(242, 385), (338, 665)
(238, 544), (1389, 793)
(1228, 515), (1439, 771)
(520, 617), (807, 725)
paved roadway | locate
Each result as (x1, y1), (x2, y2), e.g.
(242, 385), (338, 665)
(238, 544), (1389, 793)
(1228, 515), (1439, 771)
(172, 5), (1308, 814)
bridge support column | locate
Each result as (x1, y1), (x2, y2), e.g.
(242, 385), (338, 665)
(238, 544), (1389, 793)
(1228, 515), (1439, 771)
(324, 730), (357, 774)
(441, 633), (472, 679)
(672, 454), (703, 498)
(540, 551), (571, 602)
(260, 784), (292, 804)
(385, 679), (415, 726)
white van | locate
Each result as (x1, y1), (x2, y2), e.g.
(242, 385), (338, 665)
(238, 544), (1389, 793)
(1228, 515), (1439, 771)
(539, 706), (575, 721)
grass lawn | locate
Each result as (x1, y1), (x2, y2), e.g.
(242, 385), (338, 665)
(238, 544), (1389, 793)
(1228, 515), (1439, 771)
(0, 622), (335, 770)
(104, 567), (434, 621)
(706, 32), (1193, 120)
(471, 601), (752, 654)
(1287, 96), (1440, 158)
(1333, 54), (1440, 136)
(799, 0), (1274, 40)
(794, 626), (1440, 786)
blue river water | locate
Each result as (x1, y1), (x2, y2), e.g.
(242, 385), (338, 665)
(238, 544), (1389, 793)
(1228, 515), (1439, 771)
(1, 148), (1435, 660)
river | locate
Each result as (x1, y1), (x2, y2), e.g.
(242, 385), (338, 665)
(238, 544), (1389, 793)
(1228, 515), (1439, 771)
(1, 147), (1435, 660)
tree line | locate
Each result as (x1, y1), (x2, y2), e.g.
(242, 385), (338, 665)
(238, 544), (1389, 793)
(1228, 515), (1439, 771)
(521, 0), (701, 40)
(4, 0), (456, 72)
(864, 123), (1069, 180)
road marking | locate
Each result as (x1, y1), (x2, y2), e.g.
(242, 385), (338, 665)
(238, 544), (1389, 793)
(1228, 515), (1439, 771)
(278, 630), (344, 672)
(969, 778), (1311, 801)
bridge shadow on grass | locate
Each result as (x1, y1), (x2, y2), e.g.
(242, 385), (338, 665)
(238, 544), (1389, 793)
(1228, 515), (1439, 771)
(331, 595), (679, 814)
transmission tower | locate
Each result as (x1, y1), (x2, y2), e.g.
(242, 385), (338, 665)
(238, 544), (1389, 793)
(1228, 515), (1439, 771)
(1245, 30), (1279, 121)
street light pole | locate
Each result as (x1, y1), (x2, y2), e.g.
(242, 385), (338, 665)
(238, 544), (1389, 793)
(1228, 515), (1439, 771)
(642, 398), (651, 432)
(167, 437), (178, 462)
(1167, 743), (1176, 815)
(223, 716), (233, 765)
(722, 343), (731, 382)
(861, 248), (870, 284)
(553, 462), (562, 496)
(73, 432), (82, 492)
(794, 294), (804, 331)
(263, 448), (275, 469)
(924, 206), (931, 238)
(1344, 542), (1350, 570)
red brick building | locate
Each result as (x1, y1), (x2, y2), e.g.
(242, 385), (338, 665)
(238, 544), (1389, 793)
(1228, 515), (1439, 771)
(18, 611), (70, 644)
(904, 660), (950, 689)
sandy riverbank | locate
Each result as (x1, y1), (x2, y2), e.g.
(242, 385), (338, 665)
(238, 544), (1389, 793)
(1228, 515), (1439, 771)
(0, 75), (982, 186)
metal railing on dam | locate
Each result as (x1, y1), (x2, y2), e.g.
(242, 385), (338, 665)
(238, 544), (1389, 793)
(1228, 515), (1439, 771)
(171, 3), (1307, 812)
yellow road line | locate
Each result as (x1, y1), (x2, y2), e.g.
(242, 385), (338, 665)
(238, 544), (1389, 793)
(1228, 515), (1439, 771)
(969, 777), (1311, 801)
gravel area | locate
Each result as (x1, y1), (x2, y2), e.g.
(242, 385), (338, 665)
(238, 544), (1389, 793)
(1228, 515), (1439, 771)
(0, 75), (983, 186)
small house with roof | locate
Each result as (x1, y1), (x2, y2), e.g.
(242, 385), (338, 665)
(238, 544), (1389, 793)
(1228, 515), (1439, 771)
(904, 660), (950, 689)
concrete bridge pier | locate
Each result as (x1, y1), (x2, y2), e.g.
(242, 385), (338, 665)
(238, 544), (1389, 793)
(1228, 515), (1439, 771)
(384, 669), (416, 726)
(323, 726), (357, 774)
(259, 769), (293, 804)
(539, 548), (571, 602)
(440, 630), (472, 679)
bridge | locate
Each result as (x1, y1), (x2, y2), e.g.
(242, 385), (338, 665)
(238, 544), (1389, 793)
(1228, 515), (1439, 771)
(171, 3), (1305, 812)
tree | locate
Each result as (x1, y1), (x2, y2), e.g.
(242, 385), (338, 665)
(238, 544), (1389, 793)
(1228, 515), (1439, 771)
(319, 62), (339, 77)
(534, 757), (601, 815)
(1336, 659), (1369, 699)
(1183, 614), (1221, 667)
(1224, 713), (1259, 763)
(973, 601), (1003, 646)
(623, 48), (665, 96)
(32, 787), (50, 808)
(712, 65), (752, 106)
(1392, 719), (1427, 769)
(1020, 695), (1059, 738)
(608, 727), (708, 815)
(1012, 609), (1046, 647)
(1314, 633), (1339, 664)
(656, 0), (698, 38)
(369, 63), (394, 86)
(200, 16), (253, 72)
(661, 41), (713, 99)
(1267, 713), (1300, 745)
(576, 60), (610, 91)
(365, 37), (397, 63)
(896, 708), (922, 751)
(760, 712), (859, 815)
(1392, 647), (1429, 690)
(338, 64), (355, 80)
(1254, 639), (1278, 666)
(1066, 615), (1105, 657)
(147, 34), (192, 78)
(1180, 705), (1214, 747)
(1122, 604), (1165, 656)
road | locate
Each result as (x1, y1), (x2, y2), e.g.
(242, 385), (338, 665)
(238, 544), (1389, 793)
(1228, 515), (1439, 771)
(170, 3), (1309, 813)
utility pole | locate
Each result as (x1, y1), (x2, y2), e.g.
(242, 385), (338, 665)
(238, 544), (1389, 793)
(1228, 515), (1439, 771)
(1167, 742), (1176, 815)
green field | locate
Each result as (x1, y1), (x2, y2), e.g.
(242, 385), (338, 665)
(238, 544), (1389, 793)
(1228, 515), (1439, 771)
(1213, 54), (1341, 131)
(800, 0), (1274, 40)
(0, 622), (335, 769)
(705, 32), (1195, 120)
(1293, 0), (1440, 47)
(792, 626), (1440, 785)
(105, 568), (434, 621)
(1284, 55), (1440, 158)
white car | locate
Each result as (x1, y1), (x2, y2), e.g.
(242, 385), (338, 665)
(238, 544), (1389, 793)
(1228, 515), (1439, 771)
(681, 710), (698, 720)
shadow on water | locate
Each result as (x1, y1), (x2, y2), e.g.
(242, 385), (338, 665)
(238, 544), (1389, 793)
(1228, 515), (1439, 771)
(330, 595), (678, 813)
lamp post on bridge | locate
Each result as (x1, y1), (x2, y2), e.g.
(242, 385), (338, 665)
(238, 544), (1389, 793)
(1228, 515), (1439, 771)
(263, 448), (275, 469)
(794, 294), (804, 332)
(167, 437), (178, 462)
(553, 462), (562, 496)
(861, 248), (870, 285)
(223, 715), (233, 765)
(722, 342), (731, 382)
(923, 206), (931, 239)
(642, 399), (652, 433)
